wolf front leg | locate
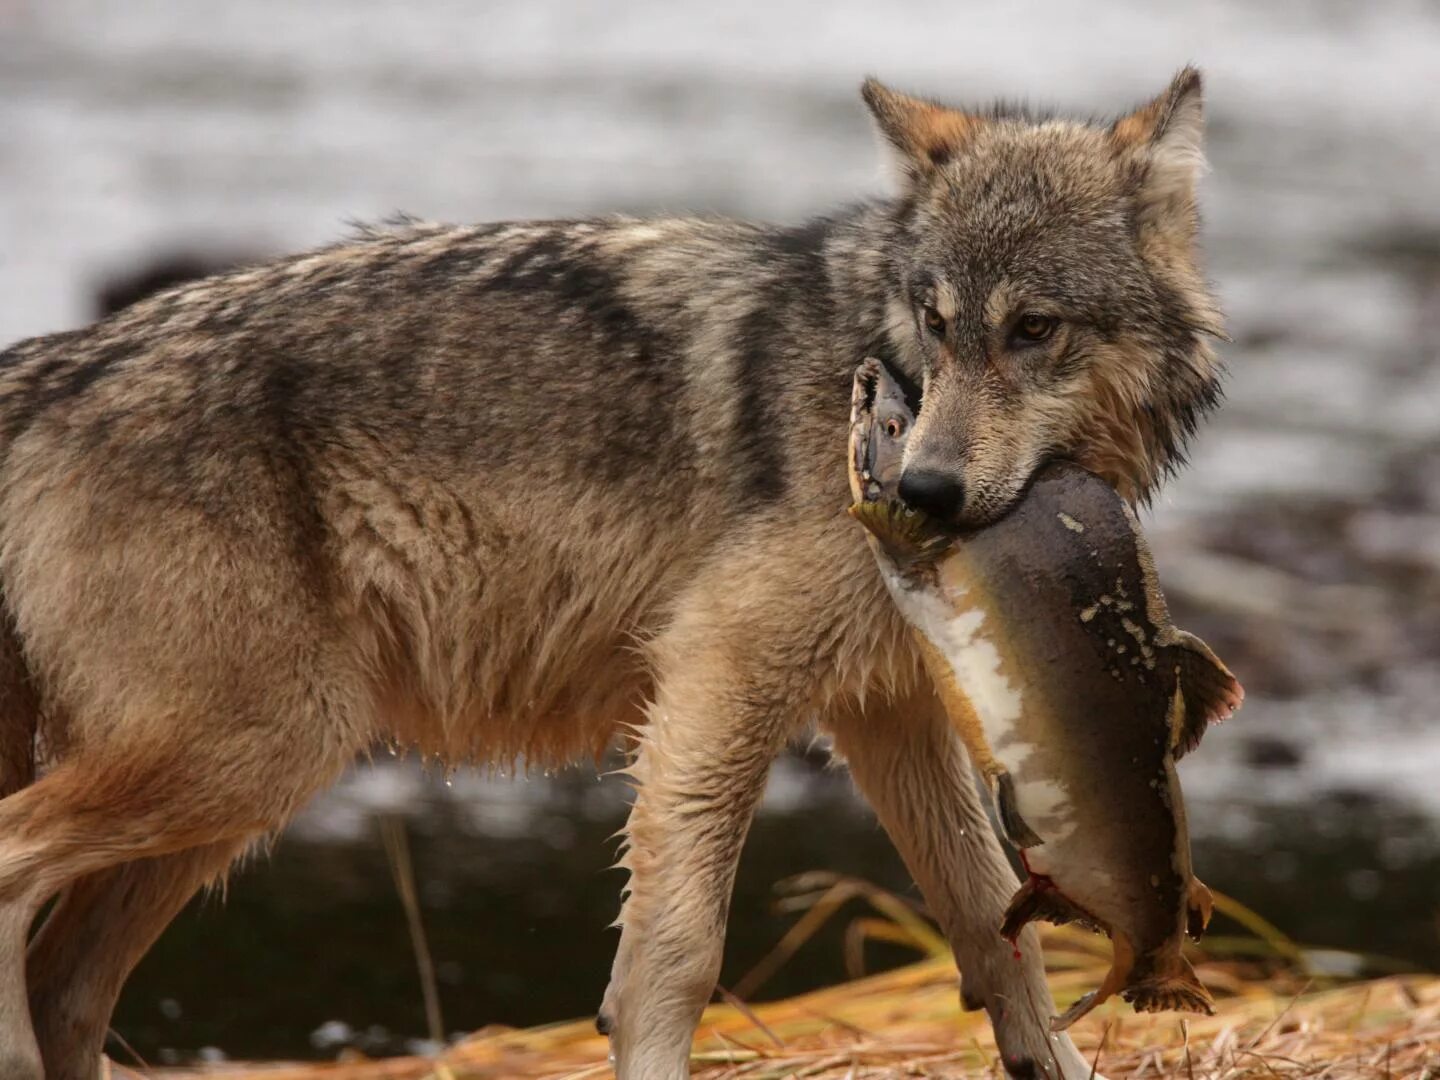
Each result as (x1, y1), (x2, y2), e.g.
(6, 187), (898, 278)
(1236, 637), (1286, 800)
(826, 683), (1095, 1080)
(600, 611), (800, 1079)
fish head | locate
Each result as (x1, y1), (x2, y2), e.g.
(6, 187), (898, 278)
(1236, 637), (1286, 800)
(848, 358), (952, 567)
(848, 357), (915, 502)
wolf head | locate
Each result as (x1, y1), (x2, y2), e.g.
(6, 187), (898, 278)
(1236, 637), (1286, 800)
(865, 68), (1224, 527)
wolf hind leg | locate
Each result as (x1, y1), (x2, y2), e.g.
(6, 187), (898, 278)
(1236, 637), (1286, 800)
(0, 673), (363, 1078)
(0, 893), (42, 1080)
(0, 604), (39, 802)
(27, 838), (250, 1080)
(0, 606), (42, 1078)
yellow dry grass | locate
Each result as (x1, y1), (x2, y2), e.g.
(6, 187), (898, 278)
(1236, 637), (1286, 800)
(140, 874), (1438, 1080)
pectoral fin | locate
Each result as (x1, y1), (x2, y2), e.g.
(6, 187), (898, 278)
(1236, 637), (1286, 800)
(994, 772), (1043, 849)
(1050, 990), (1100, 1031)
(1001, 876), (1102, 942)
(1165, 630), (1244, 758)
(1186, 877), (1214, 942)
(1051, 931), (1134, 1031)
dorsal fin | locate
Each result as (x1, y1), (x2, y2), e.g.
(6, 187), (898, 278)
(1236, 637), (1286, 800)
(1165, 629), (1244, 758)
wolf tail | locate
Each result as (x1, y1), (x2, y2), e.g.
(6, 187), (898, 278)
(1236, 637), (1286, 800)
(0, 591), (40, 799)
(1122, 952), (1214, 1016)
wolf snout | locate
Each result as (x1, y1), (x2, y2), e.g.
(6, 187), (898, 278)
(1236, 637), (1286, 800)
(898, 467), (966, 523)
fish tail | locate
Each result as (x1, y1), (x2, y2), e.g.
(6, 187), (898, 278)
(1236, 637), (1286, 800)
(1123, 954), (1214, 1017)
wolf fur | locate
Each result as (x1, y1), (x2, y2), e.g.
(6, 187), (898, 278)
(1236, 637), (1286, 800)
(0, 67), (1221, 1079)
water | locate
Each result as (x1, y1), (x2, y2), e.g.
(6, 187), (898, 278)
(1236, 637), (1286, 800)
(111, 757), (1440, 1065)
(2, 0), (1438, 1063)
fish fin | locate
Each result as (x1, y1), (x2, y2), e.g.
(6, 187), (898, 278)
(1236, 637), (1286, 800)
(994, 771), (1044, 849)
(1187, 878), (1214, 942)
(1052, 930), (1134, 1031)
(1049, 990), (1100, 1031)
(1123, 955), (1214, 1016)
(1000, 877), (1098, 941)
(1000, 877), (1042, 942)
(1166, 630), (1245, 758)
(847, 499), (951, 565)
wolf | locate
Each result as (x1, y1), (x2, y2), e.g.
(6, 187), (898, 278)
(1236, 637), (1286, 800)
(0, 67), (1222, 1079)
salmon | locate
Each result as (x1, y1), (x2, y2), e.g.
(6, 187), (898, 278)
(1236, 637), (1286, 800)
(846, 357), (1244, 1029)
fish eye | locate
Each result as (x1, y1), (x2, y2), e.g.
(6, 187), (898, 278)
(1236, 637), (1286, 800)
(1011, 312), (1058, 345)
(922, 305), (946, 336)
(884, 416), (906, 439)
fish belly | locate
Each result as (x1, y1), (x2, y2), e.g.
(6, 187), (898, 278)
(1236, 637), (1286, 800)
(879, 563), (1078, 849)
(1021, 832), (1117, 900)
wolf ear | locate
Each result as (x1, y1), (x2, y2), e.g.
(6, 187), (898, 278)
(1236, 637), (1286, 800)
(862, 78), (983, 184)
(1111, 67), (1206, 239)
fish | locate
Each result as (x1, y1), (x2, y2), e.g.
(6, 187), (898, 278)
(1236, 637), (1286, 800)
(846, 357), (1244, 1029)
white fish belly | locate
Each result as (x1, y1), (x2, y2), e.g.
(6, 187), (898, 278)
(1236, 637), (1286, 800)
(879, 562), (1079, 845)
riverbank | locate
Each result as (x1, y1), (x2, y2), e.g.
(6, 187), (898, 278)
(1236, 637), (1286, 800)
(145, 884), (1438, 1079)
(144, 962), (1439, 1079)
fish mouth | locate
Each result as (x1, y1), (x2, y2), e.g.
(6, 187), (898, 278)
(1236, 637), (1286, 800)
(846, 357), (893, 505)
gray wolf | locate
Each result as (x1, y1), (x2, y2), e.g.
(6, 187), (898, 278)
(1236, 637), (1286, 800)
(0, 67), (1222, 1079)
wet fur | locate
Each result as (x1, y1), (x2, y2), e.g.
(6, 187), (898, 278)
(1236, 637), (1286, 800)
(0, 70), (1221, 1080)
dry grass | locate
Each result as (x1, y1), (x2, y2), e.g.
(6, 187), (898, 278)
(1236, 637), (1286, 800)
(139, 874), (1438, 1080)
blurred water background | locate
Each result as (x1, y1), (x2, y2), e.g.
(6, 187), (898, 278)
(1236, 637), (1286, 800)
(2, 0), (1439, 1064)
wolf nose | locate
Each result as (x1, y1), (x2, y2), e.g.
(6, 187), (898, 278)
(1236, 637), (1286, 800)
(898, 468), (966, 521)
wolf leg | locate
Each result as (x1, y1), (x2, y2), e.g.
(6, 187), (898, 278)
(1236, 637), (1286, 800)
(600, 600), (802, 1080)
(0, 890), (41, 1080)
(825, 682), (1096, 1080)
(0, 752), (312, 1080)
(26, 838), (249, 1080)
(0, 655), (362, 1079)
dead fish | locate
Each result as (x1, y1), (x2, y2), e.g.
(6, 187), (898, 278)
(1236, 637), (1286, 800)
(846, 357), (1244, 1030)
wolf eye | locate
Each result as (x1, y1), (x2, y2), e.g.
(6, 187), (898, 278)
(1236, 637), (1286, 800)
(922, 306), (946, 336)
(1012, 313), (1057, 345)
